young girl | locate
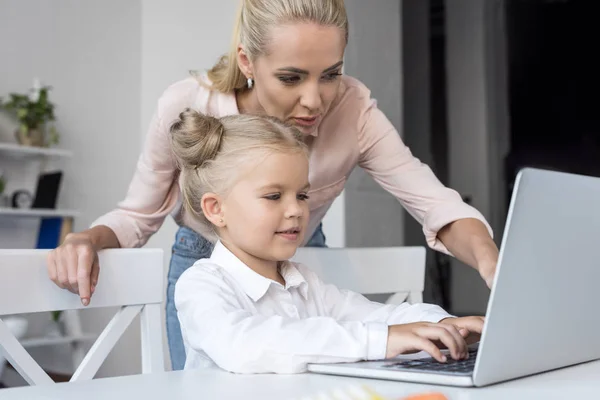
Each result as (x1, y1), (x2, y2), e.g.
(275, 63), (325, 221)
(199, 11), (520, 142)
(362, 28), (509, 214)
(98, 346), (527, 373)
(171, 109), (483, 374)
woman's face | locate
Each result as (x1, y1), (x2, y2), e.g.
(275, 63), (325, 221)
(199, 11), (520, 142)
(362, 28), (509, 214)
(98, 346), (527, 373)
(239, 22), (346, 136)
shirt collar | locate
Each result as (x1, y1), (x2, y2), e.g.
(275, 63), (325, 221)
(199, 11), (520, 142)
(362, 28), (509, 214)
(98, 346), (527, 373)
(210, 241), (309, 301)
(280, 261), (309, 299)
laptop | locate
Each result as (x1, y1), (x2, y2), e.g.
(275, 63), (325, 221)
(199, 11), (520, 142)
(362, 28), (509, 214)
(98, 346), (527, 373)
(308, 167), (600, 387)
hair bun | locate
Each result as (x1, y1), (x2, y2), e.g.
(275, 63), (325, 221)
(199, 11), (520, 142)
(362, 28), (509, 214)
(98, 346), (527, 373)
(170, 108), (225, 170)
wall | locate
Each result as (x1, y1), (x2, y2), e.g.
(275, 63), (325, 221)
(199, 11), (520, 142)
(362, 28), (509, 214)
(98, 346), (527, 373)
(343, 0), (405, 247)
(0, 0), (143, 381)
(445, 0), (510, 315)
(139, 0), (239, 370)
(401, 0), (448, 305)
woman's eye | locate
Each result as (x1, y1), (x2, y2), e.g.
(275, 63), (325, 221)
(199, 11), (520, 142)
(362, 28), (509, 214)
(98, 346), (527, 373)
(322, 72), (342, 82)
(265, 194), (281, 201)
(298, 193), (310, 201)
(278, 75), (301, 85)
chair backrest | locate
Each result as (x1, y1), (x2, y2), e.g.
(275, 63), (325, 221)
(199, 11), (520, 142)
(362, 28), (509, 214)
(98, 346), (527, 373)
(291, 247), (426, 304)
(0, 248), (165, 385)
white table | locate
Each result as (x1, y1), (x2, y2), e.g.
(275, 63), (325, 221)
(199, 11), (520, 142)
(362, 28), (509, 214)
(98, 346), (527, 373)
(1, 360), (599, 400)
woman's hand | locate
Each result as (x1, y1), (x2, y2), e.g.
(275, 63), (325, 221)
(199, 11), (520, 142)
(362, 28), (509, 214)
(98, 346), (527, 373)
(477, 258), (497, 289)
(46, 225), (119, 306)
(47, 232), (99, 306)
(437, 218), (499, 289)
(386, 322), (469, 362)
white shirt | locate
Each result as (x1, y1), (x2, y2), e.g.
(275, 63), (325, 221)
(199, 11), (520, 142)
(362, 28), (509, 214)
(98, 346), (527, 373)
(175, 242), (452, 374)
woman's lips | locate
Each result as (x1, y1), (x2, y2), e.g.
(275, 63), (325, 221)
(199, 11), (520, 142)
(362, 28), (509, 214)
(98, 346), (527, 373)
(293, 116), (320, 127)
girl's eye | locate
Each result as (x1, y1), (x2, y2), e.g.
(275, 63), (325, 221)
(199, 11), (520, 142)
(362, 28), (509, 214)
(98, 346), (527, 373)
(264, 194), (281, 201)
(298, 193), (310, 201)
(278, 75), (301, 85)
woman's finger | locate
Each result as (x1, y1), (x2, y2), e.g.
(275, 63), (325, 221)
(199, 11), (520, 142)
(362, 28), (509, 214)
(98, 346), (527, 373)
(66, 246), (80, 294)
(46, 251), (59, 286)
(77, 248), (95, 306)
(90, 256), (100, 295)
(56, 248), (71, 290)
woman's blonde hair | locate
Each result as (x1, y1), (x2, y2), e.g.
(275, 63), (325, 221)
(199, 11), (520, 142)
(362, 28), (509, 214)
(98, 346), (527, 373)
(170, 109), (307, 242)
(206, 0), (348, 93)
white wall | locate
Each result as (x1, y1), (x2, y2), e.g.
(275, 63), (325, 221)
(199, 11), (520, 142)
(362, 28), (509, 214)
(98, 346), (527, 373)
(140, 0), (239, 369)
(139, 0), (238, 255)
(0, 0), (143, 381)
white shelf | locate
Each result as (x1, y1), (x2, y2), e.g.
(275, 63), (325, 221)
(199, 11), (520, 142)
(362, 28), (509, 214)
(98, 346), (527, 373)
(0, 142), (72, 158)
(0, 207), (80, 218)
(21, 334), (97, 348)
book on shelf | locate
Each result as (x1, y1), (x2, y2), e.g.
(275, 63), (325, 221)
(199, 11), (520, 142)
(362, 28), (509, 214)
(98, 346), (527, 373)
(36, 217), (73, 249)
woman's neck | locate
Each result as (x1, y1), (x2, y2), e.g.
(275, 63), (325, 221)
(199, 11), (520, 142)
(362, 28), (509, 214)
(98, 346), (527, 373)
(235, 88), (263, 116)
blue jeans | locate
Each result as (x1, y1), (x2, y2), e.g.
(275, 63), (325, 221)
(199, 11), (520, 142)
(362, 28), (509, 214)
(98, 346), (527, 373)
(166, 223), (327, 370)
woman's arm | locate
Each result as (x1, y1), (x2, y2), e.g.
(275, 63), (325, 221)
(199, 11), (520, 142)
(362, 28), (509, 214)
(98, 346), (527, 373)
(353, 81), (495, 286)
(437, 218), (499, 287)
(48, 78), (202, 303)
(70, 225), (121, 251)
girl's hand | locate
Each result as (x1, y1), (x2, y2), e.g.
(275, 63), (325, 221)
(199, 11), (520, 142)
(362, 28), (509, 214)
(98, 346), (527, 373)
(439, 316), (484, 345)
(386, 322), (469, 362)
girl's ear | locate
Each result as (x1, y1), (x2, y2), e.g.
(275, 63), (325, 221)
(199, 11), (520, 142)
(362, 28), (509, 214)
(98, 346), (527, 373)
(201, 193), (226, 227)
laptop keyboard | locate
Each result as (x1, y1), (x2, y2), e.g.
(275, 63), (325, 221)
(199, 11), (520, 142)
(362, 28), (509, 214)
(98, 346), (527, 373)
(380, 347), (478, 376)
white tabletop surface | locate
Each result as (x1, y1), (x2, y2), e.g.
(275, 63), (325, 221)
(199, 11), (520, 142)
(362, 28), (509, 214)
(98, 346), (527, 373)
(1, 360), (599, 400)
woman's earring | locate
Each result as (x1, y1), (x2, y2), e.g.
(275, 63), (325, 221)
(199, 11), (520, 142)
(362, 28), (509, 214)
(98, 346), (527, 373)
(219, 218), (224, 224)
(247, 77), (254, 89)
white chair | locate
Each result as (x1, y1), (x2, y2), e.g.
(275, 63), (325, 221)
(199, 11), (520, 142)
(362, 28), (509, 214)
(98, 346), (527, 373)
(0, 317), (28, 381)
(0, 248), (165, 386)
(291, 247), (426, 304)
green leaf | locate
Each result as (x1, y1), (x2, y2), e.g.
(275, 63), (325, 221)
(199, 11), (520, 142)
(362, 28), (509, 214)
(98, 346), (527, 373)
(51, 310), (62, 322)
(1, 84), (57, 130)
(48, 125), (60, 146)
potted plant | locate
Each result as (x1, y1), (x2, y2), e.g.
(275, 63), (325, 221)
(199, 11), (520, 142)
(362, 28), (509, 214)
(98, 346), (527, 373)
(48, 310), (66, 337)
(0, 79), (60, 147)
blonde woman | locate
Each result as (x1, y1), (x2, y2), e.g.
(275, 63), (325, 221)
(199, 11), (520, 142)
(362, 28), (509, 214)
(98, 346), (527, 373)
(47, 0), (499, 370)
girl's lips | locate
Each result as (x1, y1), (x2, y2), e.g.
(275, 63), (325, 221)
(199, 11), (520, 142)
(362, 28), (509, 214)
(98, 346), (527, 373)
(277, 232), (300, 241)
(276, 227), (301, 241)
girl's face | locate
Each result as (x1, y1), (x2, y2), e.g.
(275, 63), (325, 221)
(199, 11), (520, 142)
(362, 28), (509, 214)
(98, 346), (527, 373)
(238, 22), (346, 136)
(215, 150), (310, 271)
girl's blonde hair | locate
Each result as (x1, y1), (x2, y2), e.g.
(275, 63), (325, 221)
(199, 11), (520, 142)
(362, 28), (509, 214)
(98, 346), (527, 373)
(206, 0), (348, 93)
(170, 109), (307, 242)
